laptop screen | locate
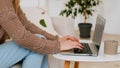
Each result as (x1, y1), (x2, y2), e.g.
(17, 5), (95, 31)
(92, 15), (106, 47)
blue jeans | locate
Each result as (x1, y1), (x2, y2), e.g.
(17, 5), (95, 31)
(0, 34), (48, 68)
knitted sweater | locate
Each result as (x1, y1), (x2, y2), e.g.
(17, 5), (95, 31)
(0, 0), (60, 54)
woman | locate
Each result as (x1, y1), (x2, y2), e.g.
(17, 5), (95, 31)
(0, 0), (83, 68)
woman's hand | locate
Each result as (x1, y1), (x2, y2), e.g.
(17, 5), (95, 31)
(58, 35), (83, 51)
(63, 35), (79, 42)
(59, 35), (79, 43)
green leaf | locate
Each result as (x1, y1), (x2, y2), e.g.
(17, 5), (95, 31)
(59, 0), (101, 20)
(39, 19), (47, 27)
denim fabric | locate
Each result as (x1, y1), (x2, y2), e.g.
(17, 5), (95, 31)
(0, 34), (48, 68)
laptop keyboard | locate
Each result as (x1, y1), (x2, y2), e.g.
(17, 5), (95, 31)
(73, 43), (92, 54)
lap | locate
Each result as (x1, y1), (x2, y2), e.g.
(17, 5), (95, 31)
(0, 41), (30, 67)
(0, 40), (30, 54)
(0, 34), (47, 67)
(0, 34), (45, 52)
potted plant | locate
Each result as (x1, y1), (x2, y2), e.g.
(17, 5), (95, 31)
(60, 0), (101, 38)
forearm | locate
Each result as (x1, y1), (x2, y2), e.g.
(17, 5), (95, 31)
(13, 31), (60, 54)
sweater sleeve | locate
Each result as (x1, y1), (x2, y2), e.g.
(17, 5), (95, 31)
(0, 7), (60, 54)
(17, 7), (58, 40)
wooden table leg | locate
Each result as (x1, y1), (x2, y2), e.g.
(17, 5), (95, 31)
(74, 61), (79, 68)
(64, 60), (70, 68)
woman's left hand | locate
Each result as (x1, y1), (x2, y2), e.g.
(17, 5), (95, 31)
(61, 35), (79, 43)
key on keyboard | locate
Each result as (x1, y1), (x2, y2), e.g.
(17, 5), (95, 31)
(73, 43), (92, 54)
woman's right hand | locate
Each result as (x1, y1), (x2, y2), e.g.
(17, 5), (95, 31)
(58, 37), (83, 51)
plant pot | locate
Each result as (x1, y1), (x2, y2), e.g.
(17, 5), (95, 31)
(78, 23), (92, 38)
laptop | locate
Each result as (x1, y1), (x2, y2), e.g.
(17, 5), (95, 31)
(60, 15), (106, 56)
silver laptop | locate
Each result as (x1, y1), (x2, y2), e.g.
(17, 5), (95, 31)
(60, 15), (106, 56)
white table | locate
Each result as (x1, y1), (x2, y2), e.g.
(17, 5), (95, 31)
(53, 34), (120, 68)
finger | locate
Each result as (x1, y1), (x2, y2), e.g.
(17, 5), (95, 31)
(76, 43), (84, 49)
(72, 42), (83, 49)
(78, 43), (84, 48)
(73, 45), (83, 49)
(73, 41), (84, 48)
(78, 44), (84, 48)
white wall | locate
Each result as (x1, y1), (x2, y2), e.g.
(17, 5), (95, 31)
(20, 0), (39, 7)
(103, 0), (120, 34)
(20, 0), (48, 10)
(48, 0), (120, 34)
(48, 0), (68, 16)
